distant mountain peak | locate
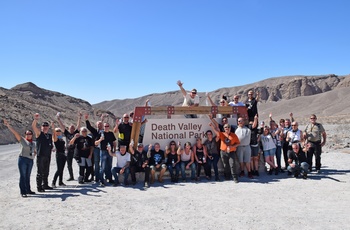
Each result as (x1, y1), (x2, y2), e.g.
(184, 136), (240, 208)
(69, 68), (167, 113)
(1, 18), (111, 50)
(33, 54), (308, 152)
(11, 82), (45, 94)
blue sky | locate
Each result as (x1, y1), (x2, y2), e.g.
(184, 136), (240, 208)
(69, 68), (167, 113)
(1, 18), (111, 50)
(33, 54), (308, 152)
(0, 0), (349, 104)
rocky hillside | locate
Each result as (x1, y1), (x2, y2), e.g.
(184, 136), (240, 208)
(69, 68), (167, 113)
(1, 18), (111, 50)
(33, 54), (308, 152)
(0, 83), (113, 145)
(1, 74), (349, 145)
(94, 74), (350, 119)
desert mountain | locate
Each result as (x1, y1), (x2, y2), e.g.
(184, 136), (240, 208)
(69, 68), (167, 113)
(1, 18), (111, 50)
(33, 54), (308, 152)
(0, 82), (113, 145)
(0, 74), (349, 145)
(94, 74), (350, 120)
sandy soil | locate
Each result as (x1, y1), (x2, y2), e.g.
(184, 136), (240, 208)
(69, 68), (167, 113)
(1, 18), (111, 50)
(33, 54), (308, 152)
(0, 142), (350, 230)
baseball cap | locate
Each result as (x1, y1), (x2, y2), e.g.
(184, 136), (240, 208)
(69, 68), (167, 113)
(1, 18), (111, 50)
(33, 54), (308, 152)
(191, 89), (197, 94)
(41, 121), (49, 127)
(137, 143), (143, 147)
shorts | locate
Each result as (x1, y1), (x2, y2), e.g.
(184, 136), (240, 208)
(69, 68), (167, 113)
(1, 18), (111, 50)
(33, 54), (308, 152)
(236, 145), (251, 163)
(250, 145), (259, 157)
(150, 164), (167, 171)
(263, 148), (276, 157)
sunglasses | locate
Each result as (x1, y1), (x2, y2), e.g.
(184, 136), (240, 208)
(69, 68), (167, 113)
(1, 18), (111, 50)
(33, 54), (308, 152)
(123, 117), (129, 118)
(104, 125), (110, 127)
(25, 133), (33, 135)
(170, 143), (176, 145)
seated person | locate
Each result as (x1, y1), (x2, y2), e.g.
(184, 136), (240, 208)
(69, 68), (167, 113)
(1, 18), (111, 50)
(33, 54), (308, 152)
(287, 143), (309, 179)
(177, 142), (196, 182)
(129, 143), (150, 187)
(107, 145), (131, 186)
(147, 143), (167, 184)
(165, 141), (181, 183)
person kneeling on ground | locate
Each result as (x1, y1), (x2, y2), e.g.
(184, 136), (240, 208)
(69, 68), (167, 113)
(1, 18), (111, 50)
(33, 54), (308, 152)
(287, 143), (309, 179)
(108, 145), (131, 186)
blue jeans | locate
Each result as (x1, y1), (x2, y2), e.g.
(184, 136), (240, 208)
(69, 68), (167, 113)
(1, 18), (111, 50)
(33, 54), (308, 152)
(287, 162), (310, 175)
(167, 163), (180, 178)
(112, 167), (130, 184)
(18, 156), (33, 195)
(207, 153), (220, 179)
(100, 150), (112, 183)
(93, 147), (100, 182)
(180, 161), (196, 180)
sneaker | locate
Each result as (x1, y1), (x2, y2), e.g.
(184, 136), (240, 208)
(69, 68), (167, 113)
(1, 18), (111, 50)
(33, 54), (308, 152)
(255, 170), (260, 177)
(233, 177), (239, 183)
(239, 171), (245, 177)
(51, 183), (57, 188)
(144, 182), (150, 188)
(28, 191), (36, 195)
(78, 181), (84, 184)
(21, 194), (28, 198)
(37, 188), (45, 192)
(294, 173), (300, 178)
(59, 182), (66, 186)
(316, 170), (321, 174)
(248, 172), (253, 179)
(100, 182), (105, 187)
(67, 177), (74, 181)
(84, 179), (92, 183)
(274, 168), (279, 175)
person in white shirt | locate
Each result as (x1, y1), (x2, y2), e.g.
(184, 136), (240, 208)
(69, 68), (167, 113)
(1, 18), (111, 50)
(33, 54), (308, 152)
(177, 80), (199, 118)
(108, 145), (131, 186)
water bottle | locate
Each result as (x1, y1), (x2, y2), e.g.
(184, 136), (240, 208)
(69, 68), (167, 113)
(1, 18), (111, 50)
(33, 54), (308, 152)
(130, 139), (134, 146)
(172, 158), (175, 167)
(227, 146), (230, 153)
(202, 156), (206, 163)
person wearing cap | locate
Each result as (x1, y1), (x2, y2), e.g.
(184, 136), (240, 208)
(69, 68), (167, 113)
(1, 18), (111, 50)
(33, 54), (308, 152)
(206, 93), (230, 118)
(177, 80), (199, 118)
(32, 113), (54, 192)
(209, 121), (240, 183)
(3, 119), (36, 197)
(129, 142), (150, 187)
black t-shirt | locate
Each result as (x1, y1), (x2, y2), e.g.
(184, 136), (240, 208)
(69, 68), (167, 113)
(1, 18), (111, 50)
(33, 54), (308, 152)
(166, 152), (178, 165)
(131, 150), (148, 167)
(288, 149), (307, 165)
(149, 150), (165, 165)
(96, 131), (116, 150)
(74, 136), (94, 158)
(54, 138), (66, 153)
(195, 146), (205, 162)
(118, 122), (132, 143)
(248, 124), (259, 145)
(246, 98), (258, 119)
(36, 132), (53, 157)
(64, 129), (79, 151)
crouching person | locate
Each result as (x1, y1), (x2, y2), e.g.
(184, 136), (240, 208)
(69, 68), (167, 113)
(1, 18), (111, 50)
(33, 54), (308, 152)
(129, 143), (150, 188)
(108, 145), (131, 186)
(287, 143), (309, 179)
(147, 143), (167, 184)
(70, 127), (94, 184)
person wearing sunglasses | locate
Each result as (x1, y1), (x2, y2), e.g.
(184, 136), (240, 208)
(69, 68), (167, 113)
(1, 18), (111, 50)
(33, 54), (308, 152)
(177, 80), (199, 118)
(32, 113), (54, 192)
(3, 119), (36, 197)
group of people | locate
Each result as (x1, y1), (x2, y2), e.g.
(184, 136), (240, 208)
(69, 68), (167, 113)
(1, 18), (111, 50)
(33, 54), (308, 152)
(3, 81), (327, 197)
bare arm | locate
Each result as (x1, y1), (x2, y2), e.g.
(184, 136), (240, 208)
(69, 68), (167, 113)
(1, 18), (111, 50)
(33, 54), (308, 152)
(32, 113), (41, 138)
(76, 112), (82, 130)
(52, 122), (57, 142)
(57, 116), (66, 132)
(206, 93), (215, 106)
(177, 80), (187, 97)
(113, 119), (120, 134)
(3, 119), (21, 142)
